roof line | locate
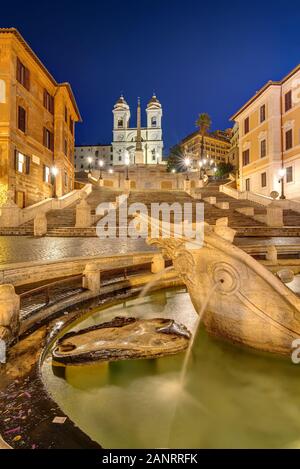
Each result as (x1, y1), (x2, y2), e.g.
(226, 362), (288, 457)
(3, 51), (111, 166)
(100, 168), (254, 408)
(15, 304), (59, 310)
(231, 63), (300, 120)
(0, 28), (82, 122)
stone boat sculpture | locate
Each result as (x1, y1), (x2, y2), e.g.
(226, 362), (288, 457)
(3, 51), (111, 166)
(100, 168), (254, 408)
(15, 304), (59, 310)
(147, 219), (300, 356)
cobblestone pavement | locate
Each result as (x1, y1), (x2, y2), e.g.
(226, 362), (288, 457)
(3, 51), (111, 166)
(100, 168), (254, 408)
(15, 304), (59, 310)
(0, 237), (156, 265)
(0, 236), (300, 265)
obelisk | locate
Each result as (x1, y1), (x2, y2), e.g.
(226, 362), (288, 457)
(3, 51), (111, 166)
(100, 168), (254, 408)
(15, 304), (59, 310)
(135, 98), (144, 164)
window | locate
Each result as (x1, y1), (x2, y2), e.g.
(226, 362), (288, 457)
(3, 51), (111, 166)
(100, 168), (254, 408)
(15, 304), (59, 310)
(151, 116), (157, 127)
(65, 106), (68, 123)
(15, 151), (30, 174)
(43, 165), (51, 183)
(16, 58), (30, 90)
(260, 139), (266, 158)
(64, 139), (68, 156)
(43, 127), (54, 151)
(118, 118), (123, 128)
(285, 129), (293, 150)
(43, 90), (54, 114)
(260, 104), (266, 123)
(69, 117), (73, 135)
(81, 164), (83, 169)
(18, 106), (26, 133)
(242, 149), (250, 166)
(286, 166), (293, 183)
(285, 90), (292, 112)
(64, 172), (68, 186)
(261, 172), (267, 188)
(245, 178), (250, 191)
(119, 154), (122, 161)
(244, 117), (249, 134)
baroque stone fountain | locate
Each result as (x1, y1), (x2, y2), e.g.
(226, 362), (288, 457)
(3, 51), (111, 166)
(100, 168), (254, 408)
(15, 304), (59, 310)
(148, 218), (300, 356)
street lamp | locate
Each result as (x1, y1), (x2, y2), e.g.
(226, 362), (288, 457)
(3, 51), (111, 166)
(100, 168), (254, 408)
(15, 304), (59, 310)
(171, 168), (176, 174)
(125, 151), (130, 180)
(109, 168), (113, 174)
(278, 168), (286, 199)
(184, 157), (190, 180)
(98, 159), (104, 180)
(51, 166), (58, 198)
(198, 160), (203, 179)
(87, 156), (92, 175)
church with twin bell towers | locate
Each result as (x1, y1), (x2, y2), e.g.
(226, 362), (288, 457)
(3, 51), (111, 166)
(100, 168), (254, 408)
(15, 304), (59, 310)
(112, 94), (163, 166)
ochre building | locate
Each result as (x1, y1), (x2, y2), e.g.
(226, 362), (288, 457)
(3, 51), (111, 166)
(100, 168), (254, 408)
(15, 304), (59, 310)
(231, 64), (300, 199)
(0, 28), (81, 207)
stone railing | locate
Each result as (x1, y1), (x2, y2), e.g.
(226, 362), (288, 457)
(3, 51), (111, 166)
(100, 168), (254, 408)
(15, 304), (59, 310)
(0, 250), (158, 286)
(219, 181), (272, 206)
(0, 184), (92, 228)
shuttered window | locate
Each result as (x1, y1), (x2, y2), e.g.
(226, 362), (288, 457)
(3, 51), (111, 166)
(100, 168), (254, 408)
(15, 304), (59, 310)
(260, 139), (266, 158)
(242, 149), (250, 166)
(261, 172), (267, 187)
(244, 117), (249, 134)
(285, 129), (293, 150)
(43, 127), (54, 151)
(260, 105), (266, 123)
(43, 90), (54, 114)
(285, 90), (292, 112)
(18, 106), (26, 132)
(16, 58), (30, 91)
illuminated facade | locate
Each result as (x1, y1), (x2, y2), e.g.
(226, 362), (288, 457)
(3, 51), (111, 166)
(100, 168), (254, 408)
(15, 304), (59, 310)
(231, 64), (300, 199)
(112, 95), (163, 165)
(180, 129), (231, 169)
(0, 28), (81, 207)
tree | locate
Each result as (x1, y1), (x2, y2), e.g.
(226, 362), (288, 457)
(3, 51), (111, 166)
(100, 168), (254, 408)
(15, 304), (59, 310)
(166, 145), (185, 172)
(195, 113), (212, 162)
(195, 113), (212, 136)
(215, 162), (234, 178)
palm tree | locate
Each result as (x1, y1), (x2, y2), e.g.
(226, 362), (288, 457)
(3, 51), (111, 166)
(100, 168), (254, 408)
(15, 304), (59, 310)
(195, 113), (212, 165)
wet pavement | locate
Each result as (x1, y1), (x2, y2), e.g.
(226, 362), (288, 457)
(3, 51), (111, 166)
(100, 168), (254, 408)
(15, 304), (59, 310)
(0, 236), (299, 265)
(0, 236), (155, 265)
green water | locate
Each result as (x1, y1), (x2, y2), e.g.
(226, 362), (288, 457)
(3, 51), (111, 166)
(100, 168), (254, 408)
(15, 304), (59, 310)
(42, 287), (300, 449)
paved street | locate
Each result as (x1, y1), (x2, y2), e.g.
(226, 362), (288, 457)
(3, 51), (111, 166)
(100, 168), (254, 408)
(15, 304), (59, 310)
(0, 236), (156, 265)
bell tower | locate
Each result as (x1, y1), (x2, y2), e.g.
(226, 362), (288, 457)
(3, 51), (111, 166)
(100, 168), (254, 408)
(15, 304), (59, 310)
(112, 95), (130, 165)
(146, 94), (163, 164)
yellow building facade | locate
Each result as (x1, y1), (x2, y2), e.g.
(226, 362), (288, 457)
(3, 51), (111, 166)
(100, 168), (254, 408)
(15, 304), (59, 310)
(180, 130), (231, 170)
(0, 28), (81, 207)
(232, 64), (300, 199)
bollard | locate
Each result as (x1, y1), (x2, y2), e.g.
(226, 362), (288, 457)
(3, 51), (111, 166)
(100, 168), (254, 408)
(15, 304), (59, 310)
(83, 263), (101, 293)
(151, 254), (165, 274)
(0, 284), (20, 346)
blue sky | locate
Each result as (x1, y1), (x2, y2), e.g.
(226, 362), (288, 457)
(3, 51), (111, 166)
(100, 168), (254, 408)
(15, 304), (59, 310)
(2, 0), (300, 152)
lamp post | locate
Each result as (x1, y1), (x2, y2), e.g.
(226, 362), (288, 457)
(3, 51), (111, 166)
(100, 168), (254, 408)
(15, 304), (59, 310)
(279, 168), (286, 199)
(109, 168), (113, 174)
(184, 157), (190, 180)
(171, 168), (176, 174)
(87, 156), (92, 175)
(51, 166), (58, 198)
(98, 159), (104, 180)
(198, 159), (203, 179)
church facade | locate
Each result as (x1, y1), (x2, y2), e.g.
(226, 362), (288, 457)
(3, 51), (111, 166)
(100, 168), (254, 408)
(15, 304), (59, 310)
(112, 94), (163, 165)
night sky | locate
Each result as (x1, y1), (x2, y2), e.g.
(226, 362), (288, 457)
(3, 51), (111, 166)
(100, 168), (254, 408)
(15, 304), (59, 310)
(2, 0), (300, 153)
